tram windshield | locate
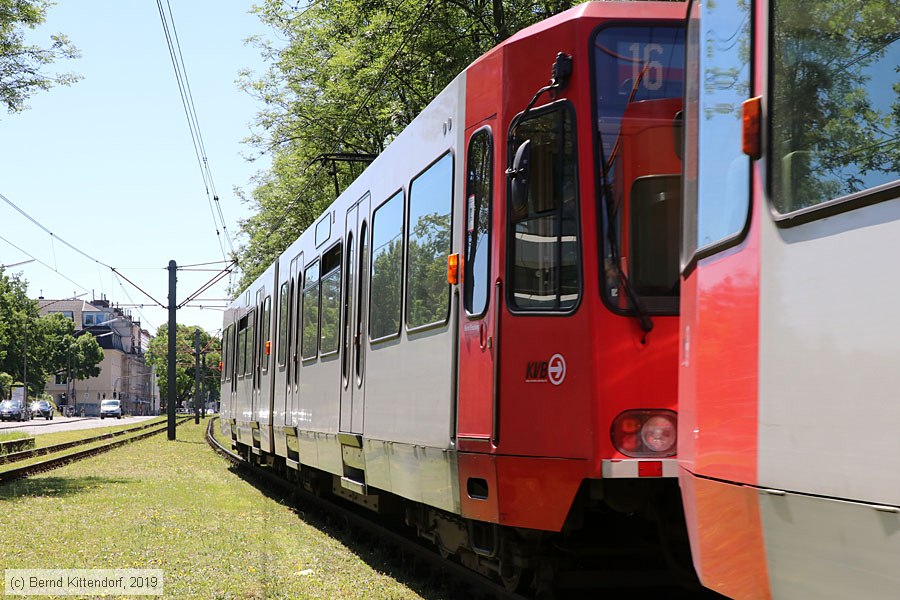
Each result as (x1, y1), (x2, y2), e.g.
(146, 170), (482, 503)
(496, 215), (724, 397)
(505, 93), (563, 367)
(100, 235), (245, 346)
(593, 24), (684, 314)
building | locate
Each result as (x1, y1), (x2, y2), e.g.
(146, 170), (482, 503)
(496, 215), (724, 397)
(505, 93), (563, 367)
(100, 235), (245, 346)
(38, 296), (159, 416)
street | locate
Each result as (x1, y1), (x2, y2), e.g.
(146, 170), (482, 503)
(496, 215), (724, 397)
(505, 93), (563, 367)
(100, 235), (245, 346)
(0, 415), (159, 436)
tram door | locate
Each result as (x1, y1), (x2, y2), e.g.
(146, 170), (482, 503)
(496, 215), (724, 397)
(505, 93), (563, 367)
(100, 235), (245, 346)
(457, 124), (497, 442)
(340, 193), (370, 433)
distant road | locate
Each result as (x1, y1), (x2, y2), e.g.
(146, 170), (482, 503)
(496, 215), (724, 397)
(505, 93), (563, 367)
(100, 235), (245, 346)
(0, 415), (159, 436)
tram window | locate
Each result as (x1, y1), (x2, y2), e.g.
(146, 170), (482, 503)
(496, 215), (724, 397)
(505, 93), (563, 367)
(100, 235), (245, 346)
(370, 190), (404, 340)
(630, 176), (680, 297)
(771, 1), (900, 213)
(407, 153), (453, 329)
(223, 324), (233, 382)
(320, 243), (342, 355)
(260, 295), (271, 373)
(593, 24), (684, 311)
(302, 260), (320, 360)
(277, 283), (288, 367)
(682, 0), (750, 263)
(342, 231), (355, 382)
(237, 316), (247, 378)
(244, 311), (256, 377)
(356, 221), (369, 379)
(465, 129), (492, 317)
(507, 105), (580, 311)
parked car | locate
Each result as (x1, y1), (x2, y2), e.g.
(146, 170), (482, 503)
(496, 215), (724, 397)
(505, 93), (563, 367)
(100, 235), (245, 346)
(31, 400), (54, 420)
(0, 399), (32, 421)
(100, 399), (122, 419)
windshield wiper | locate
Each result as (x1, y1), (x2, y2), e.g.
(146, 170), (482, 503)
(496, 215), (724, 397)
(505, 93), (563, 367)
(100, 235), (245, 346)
(597, 130), (654, 343)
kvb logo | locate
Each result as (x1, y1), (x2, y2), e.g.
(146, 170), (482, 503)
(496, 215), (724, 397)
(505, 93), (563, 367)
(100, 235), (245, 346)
(525, 354), (567, 386)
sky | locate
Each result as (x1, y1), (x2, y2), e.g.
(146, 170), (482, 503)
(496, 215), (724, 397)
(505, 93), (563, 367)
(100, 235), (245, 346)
(0, 1), (275, 336)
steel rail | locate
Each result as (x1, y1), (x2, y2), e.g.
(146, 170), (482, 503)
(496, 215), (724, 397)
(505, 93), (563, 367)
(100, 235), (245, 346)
(205, 418), (525, 600)
(0, 418), (181, 465)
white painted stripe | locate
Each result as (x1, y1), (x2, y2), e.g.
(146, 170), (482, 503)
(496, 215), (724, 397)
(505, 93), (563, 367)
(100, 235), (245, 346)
(601, 458), (678, 478)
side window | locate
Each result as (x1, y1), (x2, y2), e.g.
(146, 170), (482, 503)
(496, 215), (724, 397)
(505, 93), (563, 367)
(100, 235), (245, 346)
(319, 243), (342, 355)
(342, 230), (355, 382)
(302, 261), (320, 360)
(771, 1), (900, 213)
(682, 0), (750, 263)
(277, 283), (288, 367)
(260, 296), (271, 373)
(407, 153), (453, 329)
(237, 317), (247, 378)
(223, 324), (233, 382)
(356, 221), (369, 378)
(244, 311), (256, 377)
(508, 105), (580, 311)
(370, 191), (404, 340)
(465, 129), (492, 317)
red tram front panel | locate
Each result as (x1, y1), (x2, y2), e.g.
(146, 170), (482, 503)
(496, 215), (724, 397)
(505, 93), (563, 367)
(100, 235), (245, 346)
(457, 2), (687, 531)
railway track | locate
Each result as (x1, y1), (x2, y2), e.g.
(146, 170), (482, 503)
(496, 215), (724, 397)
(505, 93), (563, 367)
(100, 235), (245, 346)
(0, 418), (189, 483)
(205, 417), (527, 600)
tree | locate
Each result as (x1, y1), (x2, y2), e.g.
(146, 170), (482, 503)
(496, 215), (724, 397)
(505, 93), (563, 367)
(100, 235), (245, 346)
(0, 269), (102, 397)
(0, 372), (11, 399)
(146, 324), (221, 408)
(0, 0), (80, 114)
(233, 0), (578, 290)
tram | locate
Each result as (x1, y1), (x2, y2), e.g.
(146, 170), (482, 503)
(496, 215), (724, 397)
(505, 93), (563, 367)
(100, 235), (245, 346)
(222, 1), (693, 592)
(678, 0), (900, 597)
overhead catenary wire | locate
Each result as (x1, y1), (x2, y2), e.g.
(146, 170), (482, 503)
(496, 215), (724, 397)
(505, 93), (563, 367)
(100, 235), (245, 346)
(0, 231), (92, 294)
(1, 187), (232, 327)
(0, 191), (115, 270)
(155, 0), (237, 267)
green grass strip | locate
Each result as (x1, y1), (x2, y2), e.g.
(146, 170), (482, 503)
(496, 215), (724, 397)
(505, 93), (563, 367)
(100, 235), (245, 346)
(0, 419), (437, 599)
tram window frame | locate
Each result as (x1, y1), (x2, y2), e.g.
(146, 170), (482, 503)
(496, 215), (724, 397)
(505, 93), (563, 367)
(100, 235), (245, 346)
(223, 324), (233, 382)
(260, 295), (271, 373)
(356, 220), (369, 382)
(506, 101), (582, 314)
(277, 282), (288, 367)
(319, 242), (343, 356)
(244, 309), (256, 378)
(236, 315), (247, 380)
(465, 128), (493, 318)
(342, 229), (355, 385)
(680, 0), (753, 273)
(301, 260), (321, 361)
(590, 22), (685, 315)
(406, 152), (454, 332)
(369, 189), (405, 343)
(767, 0), (900, 226)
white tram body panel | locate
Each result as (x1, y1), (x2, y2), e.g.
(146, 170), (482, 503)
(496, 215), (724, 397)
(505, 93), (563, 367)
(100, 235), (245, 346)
(756, 194), (900, 596)
(224, 73), (466, 512)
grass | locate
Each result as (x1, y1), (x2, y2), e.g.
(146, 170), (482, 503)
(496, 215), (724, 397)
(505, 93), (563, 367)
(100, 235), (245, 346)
(0, 432), (30, 443)
(0, 419), (443, 599)
(29, 416), (167, 449)
(210, 415), (231, 449)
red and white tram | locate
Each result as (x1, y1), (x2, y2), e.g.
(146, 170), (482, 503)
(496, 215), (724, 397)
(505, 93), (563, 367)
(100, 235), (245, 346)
(222, 2), (692, 592)
(678, 0), (900, 597)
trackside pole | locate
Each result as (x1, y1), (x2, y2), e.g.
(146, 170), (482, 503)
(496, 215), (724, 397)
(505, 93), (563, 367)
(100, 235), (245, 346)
(193, 328), (201, 425)
(168, 260), (177, 441)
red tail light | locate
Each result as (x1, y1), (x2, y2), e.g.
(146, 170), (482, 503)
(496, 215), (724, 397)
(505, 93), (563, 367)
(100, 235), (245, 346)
(612, 410), (677, 457)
